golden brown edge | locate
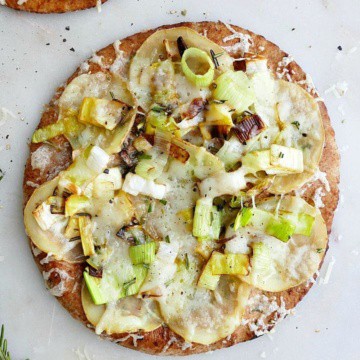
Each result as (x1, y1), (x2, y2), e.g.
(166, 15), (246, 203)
(22, 21), (340, 355)
(3, 0), (107, 13)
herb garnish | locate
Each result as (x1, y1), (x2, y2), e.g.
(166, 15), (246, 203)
(138, 154), (152, 160)
(185, 253), (189, 270)
(316, 248), (323, 253)
(210, 50), (224, 69)
(0, 169), (4, 182)
(278, 152), (284, 158)
(165, 235), (171, 243)
(109, 91), (115, 100)
(123, 278), (136, 290)
(0, 325), (11, 360)
(151, 105), (166, 113)
(159, 199), (167, 205)
(291, 121), (300, 129)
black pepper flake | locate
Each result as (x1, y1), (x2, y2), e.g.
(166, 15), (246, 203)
(291, 28), (296, 31)
(65, 26), (70, 31)
(302, 133), (308, 137)
(5, 135), (9, 139)
(46, 43), (50, 46)
(337, 45), (343, 51)
(63, 39), (67, 43)
(70, 47), (75, 52)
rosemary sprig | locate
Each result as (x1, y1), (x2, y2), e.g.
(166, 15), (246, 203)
(0, 325), (11, 360)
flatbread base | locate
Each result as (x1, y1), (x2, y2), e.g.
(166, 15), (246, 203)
(2, 0), (107, 13)
(23, 21), (340, 355)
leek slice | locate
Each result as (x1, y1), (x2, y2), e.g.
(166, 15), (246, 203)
(181, 48), (214, 87)
(213, 71), (255, 114)
(32, 116), (84, 144)
(193, 197), (213, 238)
(124, 264), (149, 296)
(215, 137), (243, 171)
(281, 212), (315, 236)
(129, 27), (233, 111)
(205, 103), (234, 126)
(122, 173), (167, 200)
(269, 144), (303, 174)
(265, 217), (295, 243)
(197, 259), (220, 290)
(78, 97), (128, 131)
(65, 195), (90, 217)
(78, 215), (95, 256)
(64, 216), (79, 239)
(210, 251), (249, 275)
(129, 242), (156, 265)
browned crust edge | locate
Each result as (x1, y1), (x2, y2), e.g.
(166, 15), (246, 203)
(3, 0), (107, 13)
(22, 21), (340, 355)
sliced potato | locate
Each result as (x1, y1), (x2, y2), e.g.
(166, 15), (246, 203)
(158, 257), (251, 345)
(246, 62), (325, 194)
(95, 296), (163, 335)
(24, 177), (84, 262)
(81, 281), (106, 326)
(129, 27), (234, 111)
(238, 196), (327, 292)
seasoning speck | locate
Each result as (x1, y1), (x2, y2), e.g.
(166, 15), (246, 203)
(337, 45), (343, 51)
(65, 26), (70, 31)
(181, 9), (187, 16)
(70, 47), (75, 52)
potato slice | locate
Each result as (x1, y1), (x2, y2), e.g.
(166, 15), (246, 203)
(129, 27), (234, 111)
(94, 296), (163, 335)
(158, 257), (251, 345)
(237, 196), (327, 291)
(246, 64), (325, 194)
(81, 282), (106, 326)
(24, 177), (84, 263)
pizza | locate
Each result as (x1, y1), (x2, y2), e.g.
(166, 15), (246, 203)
(23, 22), (340, 355)
(1, 0), (107, 13)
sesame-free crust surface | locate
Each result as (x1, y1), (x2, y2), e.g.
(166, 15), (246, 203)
(2, 0), (107, 13)
(23, 21), (340, 355)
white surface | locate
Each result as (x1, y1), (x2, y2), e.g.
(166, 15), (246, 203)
(0, 0), (359, 359)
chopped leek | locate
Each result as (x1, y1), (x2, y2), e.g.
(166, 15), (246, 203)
(133, 136), (153, 152)
(181, 48), (215, 87)
(65, 195), (90, 217)
(197, 259), (220, 290)
(216, 137), (243, 171)
(32, 116), (84, 144)
(124, 264), (148, 296)
(234, 207), (253, 230)
(269, 144), (304, 174)
(210, 251), (249, 275)
(281, 212), (315, 237)
(79, 215), (95, 256)
(205, 103), (234, 126)
(83, 271), (106, 305)
(85, 146), (110, 173)
(129, 242), (156, 265)
(213, 71), (255, 114)
(33, 201), (64, 231)
(266, 217), (295, 242)
(193, 197), (213, 238)
(64, 216), (80, 239)
(122, 173), (167, 200)
(78, 97), (128, 131)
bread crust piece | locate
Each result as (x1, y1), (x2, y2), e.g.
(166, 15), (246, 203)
(2, 0), (107, 13)
(23, 21), (340, 355)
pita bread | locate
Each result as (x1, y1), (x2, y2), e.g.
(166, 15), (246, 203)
(2, 0), (107, 13)
(23, 21), (340, 355)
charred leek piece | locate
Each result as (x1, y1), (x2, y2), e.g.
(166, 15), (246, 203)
(209, 251), (249, 275)
(232, 114), (265, 144)
(213, 71), (255, 114)
(78, 97), (128, 131)
(181, 48), (215, 87)
(129, 242), (156, 265)
(79, 215), (95, 256)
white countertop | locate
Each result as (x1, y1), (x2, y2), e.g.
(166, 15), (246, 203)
(0, 0), (359, 359)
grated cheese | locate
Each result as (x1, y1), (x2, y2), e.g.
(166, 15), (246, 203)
(222, 23), (252, 55)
